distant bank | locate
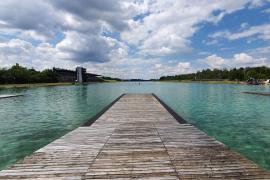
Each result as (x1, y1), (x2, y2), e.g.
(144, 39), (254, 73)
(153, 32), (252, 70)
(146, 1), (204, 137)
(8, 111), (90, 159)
(0, 80), (122, 89)
(0, 64), (121, 87)
(0, 82), (74, 89)
(159, 66), (270, 84)
(159, 80), (241, 84)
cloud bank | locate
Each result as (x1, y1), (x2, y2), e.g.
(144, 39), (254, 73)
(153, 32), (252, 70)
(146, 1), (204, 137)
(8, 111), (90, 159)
(0, 0), (269, 78)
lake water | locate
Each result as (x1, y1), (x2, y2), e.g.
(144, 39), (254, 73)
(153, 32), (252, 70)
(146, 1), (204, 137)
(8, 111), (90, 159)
(0, 82), (270, 171)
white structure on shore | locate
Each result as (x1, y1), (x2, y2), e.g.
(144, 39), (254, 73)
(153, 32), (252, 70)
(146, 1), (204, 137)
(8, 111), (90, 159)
(76, 67), (85, 83)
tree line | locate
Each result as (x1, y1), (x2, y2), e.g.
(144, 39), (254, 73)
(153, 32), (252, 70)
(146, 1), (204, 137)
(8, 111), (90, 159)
(160, 66), (270, 81)
(0, 64), (58, 84)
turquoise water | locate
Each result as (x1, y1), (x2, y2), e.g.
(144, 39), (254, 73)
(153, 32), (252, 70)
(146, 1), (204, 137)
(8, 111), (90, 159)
(0, 82), (270, 171)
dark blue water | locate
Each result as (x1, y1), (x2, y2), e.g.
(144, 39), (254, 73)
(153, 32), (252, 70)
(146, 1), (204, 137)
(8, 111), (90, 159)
(0, 82), (270, 171)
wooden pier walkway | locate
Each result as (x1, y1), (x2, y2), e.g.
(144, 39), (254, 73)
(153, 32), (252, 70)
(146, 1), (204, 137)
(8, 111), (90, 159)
(0, 94), (269, 179)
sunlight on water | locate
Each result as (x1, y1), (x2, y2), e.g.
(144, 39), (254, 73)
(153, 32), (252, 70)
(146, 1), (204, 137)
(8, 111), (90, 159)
(0, 82), (270, 171)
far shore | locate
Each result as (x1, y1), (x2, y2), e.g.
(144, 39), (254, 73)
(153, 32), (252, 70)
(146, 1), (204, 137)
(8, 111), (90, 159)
(0, 80), (121, 89)
(0, 82), (75, 89)
(159, 80), (243, 84)
(160, 80), (270, 85)
(1, 80), (268, 89)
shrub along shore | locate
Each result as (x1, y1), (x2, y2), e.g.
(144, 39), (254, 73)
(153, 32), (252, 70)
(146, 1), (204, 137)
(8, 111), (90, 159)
(0, 64), (58, 84)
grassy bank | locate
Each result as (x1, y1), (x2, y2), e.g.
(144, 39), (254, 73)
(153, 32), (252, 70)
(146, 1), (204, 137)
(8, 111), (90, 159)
(159, 80), (241, 84)
(0, 80), (122, 89)
(0, 82), (74, 89)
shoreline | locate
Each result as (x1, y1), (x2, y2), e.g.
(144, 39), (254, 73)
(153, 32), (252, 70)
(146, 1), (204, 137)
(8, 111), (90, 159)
(0, 82), (75, 89)
(0, 81), (121, 89)
(1, 80), (268, 89)
(158, 80), (242, 84)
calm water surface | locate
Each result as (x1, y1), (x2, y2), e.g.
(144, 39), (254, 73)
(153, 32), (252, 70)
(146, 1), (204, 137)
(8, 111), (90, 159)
(0, 82), (270, 171)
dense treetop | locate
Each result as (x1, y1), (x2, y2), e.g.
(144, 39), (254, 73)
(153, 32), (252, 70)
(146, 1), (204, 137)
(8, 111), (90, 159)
(160, 67), (270, 81)
(0, 64), (58, 84)
(2, 64), (270, 84)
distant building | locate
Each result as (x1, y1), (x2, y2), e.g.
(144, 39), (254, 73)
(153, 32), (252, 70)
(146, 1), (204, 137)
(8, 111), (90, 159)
(53, 67), (102, 83)
(53, 68), (77, 82)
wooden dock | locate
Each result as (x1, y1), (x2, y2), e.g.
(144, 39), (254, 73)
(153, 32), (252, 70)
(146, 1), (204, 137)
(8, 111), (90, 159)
(0, 94), (269, 179)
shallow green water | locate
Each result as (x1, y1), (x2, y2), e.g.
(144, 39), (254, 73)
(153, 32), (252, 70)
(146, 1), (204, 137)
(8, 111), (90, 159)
(0, 82), (270, 171)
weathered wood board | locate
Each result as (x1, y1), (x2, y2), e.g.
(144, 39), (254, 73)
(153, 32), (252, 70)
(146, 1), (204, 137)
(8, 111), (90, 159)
(0, 94), (269, 179)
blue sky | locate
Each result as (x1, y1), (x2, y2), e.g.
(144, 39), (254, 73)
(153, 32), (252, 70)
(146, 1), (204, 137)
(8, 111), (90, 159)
(0, 0), (270, 79)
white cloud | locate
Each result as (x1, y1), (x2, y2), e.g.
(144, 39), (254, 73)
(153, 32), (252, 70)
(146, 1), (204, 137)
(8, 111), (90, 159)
(248, 0), (266, 8)
(0, 0), (135, 64)
(233, 53), (267, 66)
(0, 0), (268, 78)
(177, 62), (191, 69)
(230, 24), (270, 40)
(249, 45), (270, 57)
(0, 1), (60, 39)
(151, 61), (193, 78)
(55, 31), (128, 63)
(206, 54), (225, 68)
(209, 30), (231, 39)
(19, 30), (49, 42)
(233, 53), (253, 64)
(122, 0), (253, 56)
(210, 24), (270, 41)
(154, 63), (162, 68)
(204, 52), (268, 69)
(0, 39), (63, 69)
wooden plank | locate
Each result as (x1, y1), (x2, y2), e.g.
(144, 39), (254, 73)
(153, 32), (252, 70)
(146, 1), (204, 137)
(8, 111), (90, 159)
(0, 94), (269, 179)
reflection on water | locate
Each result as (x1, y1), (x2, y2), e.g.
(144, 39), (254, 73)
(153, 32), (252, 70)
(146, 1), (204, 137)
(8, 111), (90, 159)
(0, 82), (270, 171)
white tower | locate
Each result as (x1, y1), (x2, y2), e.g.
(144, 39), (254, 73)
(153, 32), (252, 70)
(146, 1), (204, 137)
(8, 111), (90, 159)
(76, 67), (83, 83)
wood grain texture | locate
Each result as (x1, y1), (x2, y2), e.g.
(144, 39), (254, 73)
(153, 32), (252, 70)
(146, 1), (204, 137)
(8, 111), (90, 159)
(0, 94), (269, 179)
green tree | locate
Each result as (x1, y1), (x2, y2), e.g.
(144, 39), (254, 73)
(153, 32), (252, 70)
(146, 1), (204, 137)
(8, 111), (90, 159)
(0, 64), (59, 84)
(160, 66), (270, 81)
